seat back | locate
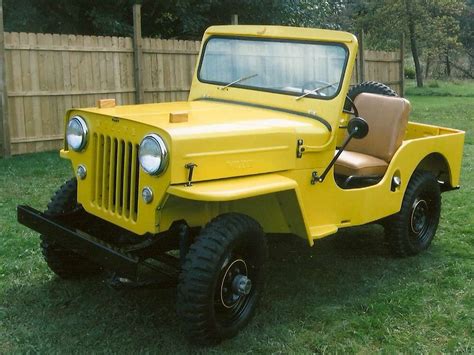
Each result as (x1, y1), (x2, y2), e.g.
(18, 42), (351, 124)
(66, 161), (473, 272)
(347, 92), (411, 163)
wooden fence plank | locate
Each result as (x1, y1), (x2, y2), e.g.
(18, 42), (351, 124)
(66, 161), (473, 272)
(59, 34), (70, 150)
(40, 33), (56, 151)
(133, 4), (144, 104)
(20, 32), (36, 153)
(142, 37), (152, 103)
(0, 5), (10, 157)
(2, 32), (12, 154)
(125, 37), (135, 105)
(111, 36), (122, 105)
(9, 32), (27, 154)
(27, 33), (42, 153)
(118, 36), (130, 105)
(156, 38), (165, 103)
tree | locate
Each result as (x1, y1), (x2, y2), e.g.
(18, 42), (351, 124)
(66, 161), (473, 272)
(3, 0), (347, 38)
(274, 0), (346, 29)
(458, 0), (474, 76)
(4, 0), (133, 35)
(348, 0), (465, 87)
(405, 0), (424, 86)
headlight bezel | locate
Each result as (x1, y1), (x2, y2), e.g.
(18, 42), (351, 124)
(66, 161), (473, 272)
(66, 115), (89, 152)
(139, 133), (169, 176)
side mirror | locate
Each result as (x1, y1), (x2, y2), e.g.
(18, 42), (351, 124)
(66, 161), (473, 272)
(313, 117), (369, 184)
(347, 117), (369, 139)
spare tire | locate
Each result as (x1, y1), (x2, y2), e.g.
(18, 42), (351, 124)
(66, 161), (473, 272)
(344, 81), (398, 111)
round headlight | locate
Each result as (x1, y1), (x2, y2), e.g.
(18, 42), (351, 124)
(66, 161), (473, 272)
(139, 134), (169, 175)
(66, 116), (88, 151)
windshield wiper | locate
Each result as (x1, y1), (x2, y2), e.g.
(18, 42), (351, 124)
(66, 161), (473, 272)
(295, 82), (339, 101)
(218, 73), (258, 90)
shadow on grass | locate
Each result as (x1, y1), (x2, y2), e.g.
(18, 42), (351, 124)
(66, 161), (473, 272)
(2, 224), (423, 351)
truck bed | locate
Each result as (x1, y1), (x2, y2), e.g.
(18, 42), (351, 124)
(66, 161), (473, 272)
(404, 121), (464, 140)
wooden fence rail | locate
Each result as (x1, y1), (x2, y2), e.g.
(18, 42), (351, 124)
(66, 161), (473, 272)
(0, 30), (402, 156)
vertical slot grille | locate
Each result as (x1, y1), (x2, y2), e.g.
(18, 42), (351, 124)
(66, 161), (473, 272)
(91, 133), (139, 221)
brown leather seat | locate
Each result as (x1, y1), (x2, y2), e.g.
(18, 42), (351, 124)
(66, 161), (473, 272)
(335, 93), (411, 177)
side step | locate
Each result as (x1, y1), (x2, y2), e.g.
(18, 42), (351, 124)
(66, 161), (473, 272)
(17, 205), (140, 279)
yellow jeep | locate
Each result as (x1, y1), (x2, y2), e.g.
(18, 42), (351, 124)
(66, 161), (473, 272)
(18, 26), (465, 344)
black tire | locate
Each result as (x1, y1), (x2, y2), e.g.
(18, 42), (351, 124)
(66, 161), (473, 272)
(40, 178), (102, 279)
(385, 171), (441, 257)
(177, 213), (267, 345)
(344, 81), (398, 111)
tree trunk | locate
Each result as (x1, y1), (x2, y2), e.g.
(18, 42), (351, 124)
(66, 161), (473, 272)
(445, 49), (451, 77)
(425, 55), (430, 79)
(405, 0), (423, 87)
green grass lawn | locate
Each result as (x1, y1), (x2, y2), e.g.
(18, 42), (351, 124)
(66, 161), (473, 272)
(406, 79), (474, 98)
(1, 84), (473, 353)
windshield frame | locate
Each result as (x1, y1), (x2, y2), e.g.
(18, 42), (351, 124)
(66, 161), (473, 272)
(197, 35), (350, 101)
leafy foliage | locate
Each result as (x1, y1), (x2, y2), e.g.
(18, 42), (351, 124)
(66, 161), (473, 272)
(458, 0), (474, 71)
(3, 0), (346, 38)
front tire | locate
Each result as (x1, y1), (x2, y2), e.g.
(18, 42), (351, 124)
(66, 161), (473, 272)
(41, 178), (102, 279)
(177, 213), (267, 345)
(385, 171), (441, 256)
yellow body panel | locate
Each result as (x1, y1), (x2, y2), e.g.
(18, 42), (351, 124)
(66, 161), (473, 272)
(60, 25), (465, 245)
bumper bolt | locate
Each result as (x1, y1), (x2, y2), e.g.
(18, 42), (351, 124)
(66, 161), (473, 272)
(76, 165), (87, 180)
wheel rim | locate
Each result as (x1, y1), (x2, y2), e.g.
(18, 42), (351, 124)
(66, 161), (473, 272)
(214, 253), (256, 326)
(409, 197), (433, 244)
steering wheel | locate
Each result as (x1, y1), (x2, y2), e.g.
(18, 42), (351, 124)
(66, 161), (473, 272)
(301, 80), (338, 94)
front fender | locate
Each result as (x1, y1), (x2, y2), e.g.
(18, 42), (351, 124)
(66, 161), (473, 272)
(167, 174), (297, 201)
(163, 173), (311, 241)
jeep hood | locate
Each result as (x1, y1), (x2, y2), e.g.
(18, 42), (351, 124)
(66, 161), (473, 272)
(80, 100), (331, 183)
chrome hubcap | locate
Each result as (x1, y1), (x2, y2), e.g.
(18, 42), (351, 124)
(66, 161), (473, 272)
(411, 199), (428, 234)
(220, 258), (250, 308)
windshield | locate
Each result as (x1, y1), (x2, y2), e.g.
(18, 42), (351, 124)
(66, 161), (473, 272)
(198, 37), (348, 99)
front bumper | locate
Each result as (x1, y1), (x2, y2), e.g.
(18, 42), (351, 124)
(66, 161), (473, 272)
(17, 205), (140, 279)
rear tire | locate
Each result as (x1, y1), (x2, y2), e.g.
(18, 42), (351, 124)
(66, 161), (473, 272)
(385, 171), (441, 256)
(41, 178), (102, 279)
(177, 213), (267, 345)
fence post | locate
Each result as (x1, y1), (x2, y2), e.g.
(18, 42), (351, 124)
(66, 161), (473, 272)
(357, 31), (365, 83)
(0, 0), (10, 157)
(399, 33), (405, 97)
(133, 3), (144, 104)
(231, 14), (239, 25)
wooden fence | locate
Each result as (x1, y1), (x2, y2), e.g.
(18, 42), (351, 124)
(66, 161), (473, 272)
(0, 31), (402, 156)
(353, 50), (404, 94)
